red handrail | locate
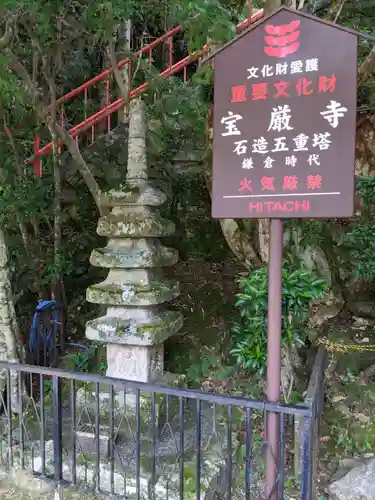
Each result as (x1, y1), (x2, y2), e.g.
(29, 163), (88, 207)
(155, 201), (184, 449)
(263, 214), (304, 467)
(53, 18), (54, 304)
(29, 10), (264, 175)
(55, 24), (185, 107)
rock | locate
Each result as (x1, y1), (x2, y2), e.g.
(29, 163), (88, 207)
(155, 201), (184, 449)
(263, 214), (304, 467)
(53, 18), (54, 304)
(327, 456), (375, 500)
(309, 290), (344, 328)
(356, 412), (370, 424)
(331, 394), (346, 403)
(300, 246), (332, 288)
(347, 301), (375, 320)
(329, 457), (365, 483)
(352, 317), (371, 329)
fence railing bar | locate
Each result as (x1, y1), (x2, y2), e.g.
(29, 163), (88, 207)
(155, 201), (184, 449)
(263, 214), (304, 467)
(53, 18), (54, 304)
(245, 407), (252, 500)
(278, 413), (285, 500)
(18, 372), (24, 469)
(6, 369), (13, 468)
(195, 399), (201, 500)
(227, 404), (233, 500)
(70, 379), (77, 486)
(151, 391), (157, 499)
(52, 375), (63, 483)
(179, 396), (185, 500)
(135, 388), (141, 500)
(0, 361), (313, 416)
(109, 384), (115, 495)
(40, 373), (46, 476)
(94, 382), (100, 491)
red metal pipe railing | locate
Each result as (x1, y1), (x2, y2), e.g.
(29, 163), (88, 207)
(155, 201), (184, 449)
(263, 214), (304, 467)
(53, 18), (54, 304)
(25, 10), (263, 175)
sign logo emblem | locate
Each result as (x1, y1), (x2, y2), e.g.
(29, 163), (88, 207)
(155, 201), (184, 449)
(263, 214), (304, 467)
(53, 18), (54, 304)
(264, 20), (301, 58)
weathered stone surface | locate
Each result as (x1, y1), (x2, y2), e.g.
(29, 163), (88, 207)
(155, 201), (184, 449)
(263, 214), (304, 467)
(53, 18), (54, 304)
(76, 371), (186, 417)
(99, 179), (167, 207)
(22, 438), (240, 500)
(308, 290), (344, 328)
(97, 209), (175, 238)
(86, 310), (184, 345)
(86, 279), (180, 306)
(347, 300), (375, 319)
(327, 456), (375, 500)
(90, 239), (178, 269)
(106, 343), (164, 382)
(76, 424), (110, 458)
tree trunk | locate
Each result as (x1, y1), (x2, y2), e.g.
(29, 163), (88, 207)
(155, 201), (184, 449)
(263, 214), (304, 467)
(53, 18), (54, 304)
(258, 219), (270, 262)
(118, 19), (132, 122)
(0, 228), (24, 412)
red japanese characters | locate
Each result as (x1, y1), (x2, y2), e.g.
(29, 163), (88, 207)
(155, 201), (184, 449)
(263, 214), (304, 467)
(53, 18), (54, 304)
(230, 74), (336, 103)
(238, 175), (324, 193)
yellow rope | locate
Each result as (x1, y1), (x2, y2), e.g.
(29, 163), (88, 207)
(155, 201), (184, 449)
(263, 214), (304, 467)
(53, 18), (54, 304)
(318, 337), (375, 353)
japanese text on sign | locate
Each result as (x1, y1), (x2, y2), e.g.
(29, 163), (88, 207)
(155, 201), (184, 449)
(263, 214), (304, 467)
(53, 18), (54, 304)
(212, 9), (357, 219)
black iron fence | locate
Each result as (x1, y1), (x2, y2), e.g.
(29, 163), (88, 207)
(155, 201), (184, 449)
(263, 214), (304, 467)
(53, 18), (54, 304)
(0, 361), (324, 499)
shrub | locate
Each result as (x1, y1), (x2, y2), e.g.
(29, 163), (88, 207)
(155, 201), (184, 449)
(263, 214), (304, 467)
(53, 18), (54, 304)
(231, 265), (326, 375)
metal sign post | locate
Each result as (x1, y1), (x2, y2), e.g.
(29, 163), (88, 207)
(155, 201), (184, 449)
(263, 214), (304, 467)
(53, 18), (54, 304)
(265, 217), (283, 497)
(211, 7), (357, 499)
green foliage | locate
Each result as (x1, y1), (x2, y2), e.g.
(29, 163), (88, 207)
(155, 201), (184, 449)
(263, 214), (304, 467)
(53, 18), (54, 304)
(343, 223), (375, 280)
(342, 175), (375, 281)
(174, 0), (234, 51)
(338, 0), (375, 108)
(61, 343), (107, 373)
(231, 266), (326, 375)
(357, 174), (375, 209)
(145, 76), (208, 164)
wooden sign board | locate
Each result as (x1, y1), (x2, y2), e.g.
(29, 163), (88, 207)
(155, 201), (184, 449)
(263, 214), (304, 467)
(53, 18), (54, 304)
(212, 8), (357, 219)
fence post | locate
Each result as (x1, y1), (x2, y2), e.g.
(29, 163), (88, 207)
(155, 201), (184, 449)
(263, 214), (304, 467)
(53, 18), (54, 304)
(296, 346), (326, 498)
(52, 375), (63, 483)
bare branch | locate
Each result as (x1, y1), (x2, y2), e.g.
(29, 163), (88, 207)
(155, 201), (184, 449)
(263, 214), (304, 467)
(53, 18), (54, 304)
(333, 0), (346, 23)
(50, 120), (108, 216)
(6, 49), (39, 101)
(0, 16), (15, 50)
(6, 49), (108, 216)
(107, 38), (129, 99)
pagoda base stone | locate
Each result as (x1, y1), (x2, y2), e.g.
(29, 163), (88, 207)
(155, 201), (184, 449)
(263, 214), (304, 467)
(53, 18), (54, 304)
(76, 372), (186, 433)
(106, 343), (164, 382)
(28, 434), (248, 500)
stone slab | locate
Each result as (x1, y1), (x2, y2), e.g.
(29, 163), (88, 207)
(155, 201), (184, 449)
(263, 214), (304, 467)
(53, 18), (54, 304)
(75, 372), (186, 422)
(76, 424), (110, 458)
(100, 179), (167, 207)
(106, 343), (164, 382)
(90, 240), (178, 269)
(97, 210), (175, 239)
(86, 279), (180, 306)
(327, 456), (375, 500)
(85, 310), (183, 345)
